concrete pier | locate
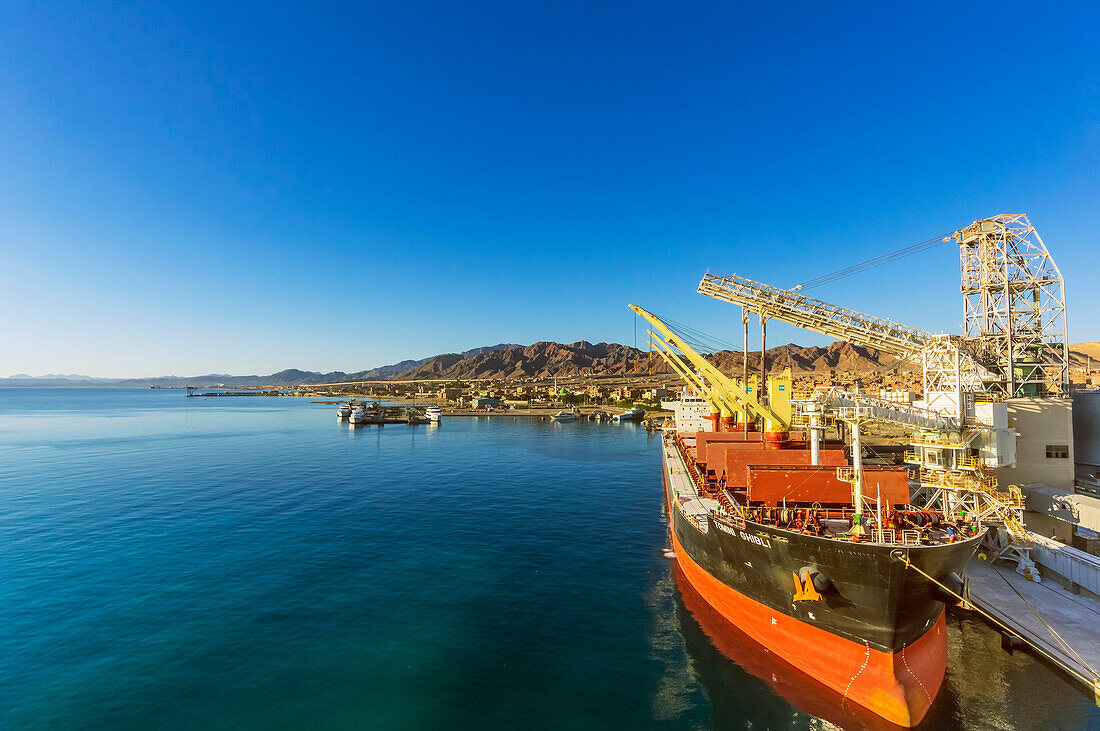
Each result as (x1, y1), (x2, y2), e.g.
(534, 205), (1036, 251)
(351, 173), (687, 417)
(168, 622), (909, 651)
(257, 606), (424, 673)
(964, 555), (1100, 699)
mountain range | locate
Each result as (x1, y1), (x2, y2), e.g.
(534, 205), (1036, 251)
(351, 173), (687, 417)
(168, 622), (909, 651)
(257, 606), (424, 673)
(4, 341), (1098, 387)
(3, 373), (116, 382)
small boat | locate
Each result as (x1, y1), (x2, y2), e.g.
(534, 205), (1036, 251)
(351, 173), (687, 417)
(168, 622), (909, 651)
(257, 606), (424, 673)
(349, 406), (369, 425)
(425, 406), (442, 423)
(611, 407), (645, 422)
(337, 403), (352, 419)
(551, 411), (577, 421)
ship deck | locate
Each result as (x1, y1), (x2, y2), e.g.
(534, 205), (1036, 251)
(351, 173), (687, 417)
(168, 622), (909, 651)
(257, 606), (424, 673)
(664, 435), (700, 497)
(665, 430), (971, 547)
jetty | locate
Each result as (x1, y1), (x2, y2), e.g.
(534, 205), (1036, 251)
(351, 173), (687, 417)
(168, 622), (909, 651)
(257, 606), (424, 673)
(186, 388), (285, 397)
(342, 402), (432, 425)
(963, 534), (1100, 700)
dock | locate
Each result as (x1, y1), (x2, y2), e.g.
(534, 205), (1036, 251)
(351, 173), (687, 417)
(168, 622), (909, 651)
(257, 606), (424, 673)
(186, 388), (286, 397)
(345, 403), (431, 425)
(963, 550), (1100, 699)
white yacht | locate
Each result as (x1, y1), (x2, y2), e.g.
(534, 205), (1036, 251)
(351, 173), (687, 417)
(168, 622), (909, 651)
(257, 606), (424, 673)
(349, 406), (369, 425)
(611, 407), (644, 422)
(337, 403), (352, 419)
(425, 406), (442, 423)
(551, 411), (577, 421)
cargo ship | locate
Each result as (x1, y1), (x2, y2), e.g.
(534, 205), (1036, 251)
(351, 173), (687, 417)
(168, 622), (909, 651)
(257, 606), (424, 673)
(661, 398), (983, 727)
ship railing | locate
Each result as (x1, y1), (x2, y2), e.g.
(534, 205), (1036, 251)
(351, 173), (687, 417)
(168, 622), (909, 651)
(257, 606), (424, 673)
(687, 514), (709, 532)
(875, 528), (925, 545)
(919, 468), (978, 490)
(765, 506), (858, 522)
(978, 474), (1000, 491)
(746, 506), (949, 543)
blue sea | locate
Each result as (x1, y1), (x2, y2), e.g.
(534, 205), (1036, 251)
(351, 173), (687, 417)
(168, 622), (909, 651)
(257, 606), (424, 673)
(0, 389), (1096, 729)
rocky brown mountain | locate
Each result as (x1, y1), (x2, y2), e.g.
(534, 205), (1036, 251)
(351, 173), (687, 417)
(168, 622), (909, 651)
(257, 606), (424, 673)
(397, 340), (909, 380)
(394, 340), (1100, 381)
(96, 341), (1099, 387)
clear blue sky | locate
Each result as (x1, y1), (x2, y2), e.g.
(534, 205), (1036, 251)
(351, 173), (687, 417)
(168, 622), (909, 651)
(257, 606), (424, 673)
(2, 1), (1098, 377)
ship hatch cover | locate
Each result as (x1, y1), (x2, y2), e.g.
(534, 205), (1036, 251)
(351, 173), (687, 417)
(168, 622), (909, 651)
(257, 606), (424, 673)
(681, 498), (721, 518)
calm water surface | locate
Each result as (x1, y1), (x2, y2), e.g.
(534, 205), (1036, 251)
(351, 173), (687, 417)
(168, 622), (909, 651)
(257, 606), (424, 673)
(0, 389), (1096, 729)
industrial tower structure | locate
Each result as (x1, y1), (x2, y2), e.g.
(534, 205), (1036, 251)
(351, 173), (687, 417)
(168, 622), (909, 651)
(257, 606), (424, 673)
(954, 213), (1069, 398)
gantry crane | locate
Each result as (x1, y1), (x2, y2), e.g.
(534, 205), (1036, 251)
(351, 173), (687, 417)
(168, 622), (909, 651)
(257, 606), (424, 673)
(693, 215), (1067, 549)
(698, 272), (933, 361)
(699, 214), (1067, 398)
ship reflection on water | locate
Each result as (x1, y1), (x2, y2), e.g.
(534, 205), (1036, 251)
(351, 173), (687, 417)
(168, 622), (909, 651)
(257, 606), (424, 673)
(665, 563), (1098, 730)
(668, 563), (896, 730)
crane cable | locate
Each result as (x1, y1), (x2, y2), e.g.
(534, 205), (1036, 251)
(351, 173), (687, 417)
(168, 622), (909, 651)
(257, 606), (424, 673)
(793, 232), (953, 291)
(658, 314), (743, 354)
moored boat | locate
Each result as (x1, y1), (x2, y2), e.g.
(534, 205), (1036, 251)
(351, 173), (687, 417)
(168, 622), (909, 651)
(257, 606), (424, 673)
(348, 406), (369, 424)
(336, 403), (352, 419)
(611, 407), (644, 422)
(425, 406), (442, 423)
(661, 426), (982, 726)
(551, 411), (577, 421)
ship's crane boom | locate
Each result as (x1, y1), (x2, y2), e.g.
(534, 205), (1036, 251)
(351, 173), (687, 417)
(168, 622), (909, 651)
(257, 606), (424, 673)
(698, 272), (931, 360)
(629, 304), (790, 431)
(647, 339), (725, 414)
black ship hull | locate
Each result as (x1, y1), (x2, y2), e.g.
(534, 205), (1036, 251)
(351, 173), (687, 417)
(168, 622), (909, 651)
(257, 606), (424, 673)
(663, 444), (980, 726)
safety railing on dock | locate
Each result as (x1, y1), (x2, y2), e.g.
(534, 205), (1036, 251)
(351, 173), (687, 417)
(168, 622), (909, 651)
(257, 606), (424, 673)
(919, 468), (998, 491)
(910, 431), (959, 447)
(789, 411), (837, 428)
(955, 455), (981, 471)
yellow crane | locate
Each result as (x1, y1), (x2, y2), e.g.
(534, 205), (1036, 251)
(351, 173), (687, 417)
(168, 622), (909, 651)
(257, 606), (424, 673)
(647, 337), (725, 417)
(629, 304), (792, 434)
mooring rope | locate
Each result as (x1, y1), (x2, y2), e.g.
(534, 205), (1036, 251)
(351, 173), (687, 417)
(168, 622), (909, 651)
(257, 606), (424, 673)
(893, 551), (1100, 685)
